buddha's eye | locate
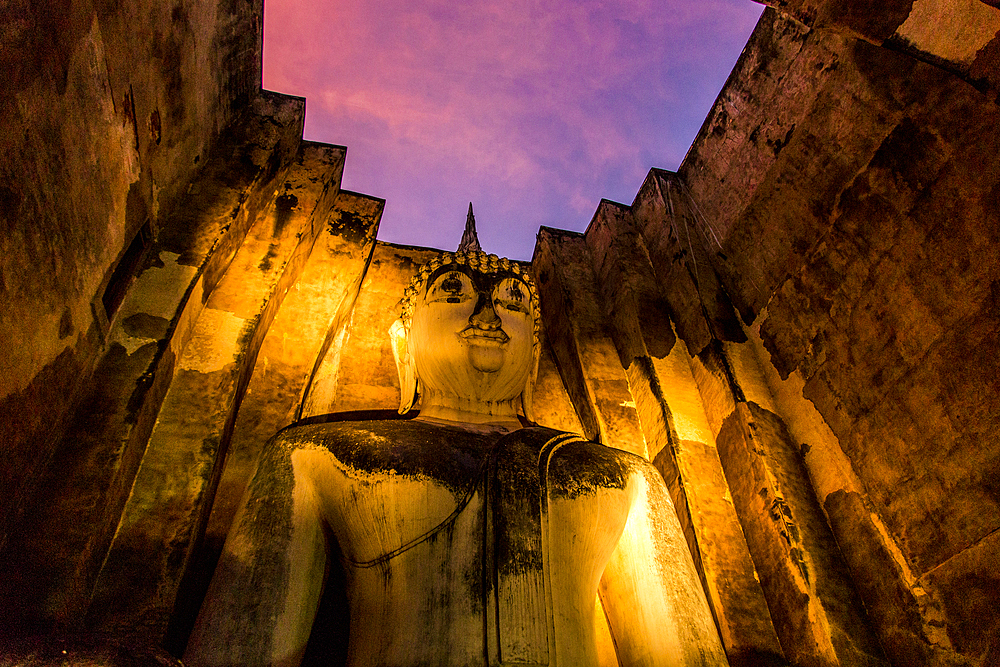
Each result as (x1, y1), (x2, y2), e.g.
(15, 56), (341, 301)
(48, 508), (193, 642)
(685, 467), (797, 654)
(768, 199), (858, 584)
(494, 278), (530, 313)
(428, 271), (473, 303)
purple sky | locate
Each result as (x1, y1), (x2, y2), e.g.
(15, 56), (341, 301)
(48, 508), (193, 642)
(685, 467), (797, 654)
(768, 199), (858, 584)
(262, 0), (763, 260)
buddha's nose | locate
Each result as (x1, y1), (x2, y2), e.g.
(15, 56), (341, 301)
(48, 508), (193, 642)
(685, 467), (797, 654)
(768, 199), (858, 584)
(470, 293), (501, 329)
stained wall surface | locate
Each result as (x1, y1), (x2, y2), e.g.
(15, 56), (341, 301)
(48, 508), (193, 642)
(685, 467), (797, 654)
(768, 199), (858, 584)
(677, 9), (1000, 665)
(0, 0), (264, 546)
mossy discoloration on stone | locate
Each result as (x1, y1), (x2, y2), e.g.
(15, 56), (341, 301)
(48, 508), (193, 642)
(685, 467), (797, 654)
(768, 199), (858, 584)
(86, 141), (347, 642)
(122, 312), (170, 340)
(185, 437), (299, 665)
(285, 420), (491, 495)
(717, 402), (886, 667)
(547, 441), (631, 499)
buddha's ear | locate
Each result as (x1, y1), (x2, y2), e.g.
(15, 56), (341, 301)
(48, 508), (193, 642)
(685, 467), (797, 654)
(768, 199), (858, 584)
(520, 340), (541, 424)
(390, 319), (417, 414)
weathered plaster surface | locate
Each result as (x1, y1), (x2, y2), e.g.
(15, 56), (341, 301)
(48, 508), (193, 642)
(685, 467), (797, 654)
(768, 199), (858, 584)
(0, 0), (264, 545)
(180, 192), (382, 651)
(897, 0), (1000, 65)
(753, 0), (1000, 97)
(2, 3), (998, 666)
(0, 90), (304, 637)
(85, 142), (346, 643)
(572, 197), (783, 665)
(534, 227), (648, 458)
(680, 8), (1000, 666)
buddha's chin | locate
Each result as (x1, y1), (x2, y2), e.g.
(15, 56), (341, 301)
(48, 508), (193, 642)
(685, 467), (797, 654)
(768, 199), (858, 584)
(468, 343), (504, 373)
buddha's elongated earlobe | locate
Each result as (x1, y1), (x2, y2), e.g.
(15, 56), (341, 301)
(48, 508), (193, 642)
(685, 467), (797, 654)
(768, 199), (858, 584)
(390, 319), (418, 414)
(520, 341), (540, 424)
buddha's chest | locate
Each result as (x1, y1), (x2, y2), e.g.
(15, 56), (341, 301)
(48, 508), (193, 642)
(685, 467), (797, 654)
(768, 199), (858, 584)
(307, 421), (492, 566)
(307, 422), (632, 567)
(289, 421), (634, 666)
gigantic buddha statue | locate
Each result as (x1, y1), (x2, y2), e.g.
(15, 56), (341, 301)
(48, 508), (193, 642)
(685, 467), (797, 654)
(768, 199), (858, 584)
(184, 221), (728, 667)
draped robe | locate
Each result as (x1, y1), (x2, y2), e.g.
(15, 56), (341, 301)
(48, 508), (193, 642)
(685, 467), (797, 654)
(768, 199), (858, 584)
(185, 418), (727, 667)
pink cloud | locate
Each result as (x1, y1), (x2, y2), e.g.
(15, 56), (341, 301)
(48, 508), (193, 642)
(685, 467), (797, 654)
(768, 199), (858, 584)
(263, 0), (763, 259)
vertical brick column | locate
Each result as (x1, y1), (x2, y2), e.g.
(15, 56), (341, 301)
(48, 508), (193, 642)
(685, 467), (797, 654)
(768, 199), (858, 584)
(533, 227), (646, 456)
(586, 199), (785, 667)
(86, 141), (350, 642)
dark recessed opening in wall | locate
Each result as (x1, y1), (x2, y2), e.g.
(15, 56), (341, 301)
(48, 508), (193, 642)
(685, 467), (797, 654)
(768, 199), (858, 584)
(102, 219), (154, 320)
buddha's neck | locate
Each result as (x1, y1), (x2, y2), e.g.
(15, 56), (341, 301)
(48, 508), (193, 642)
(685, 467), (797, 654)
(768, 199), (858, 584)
(416, 389), (522, 432)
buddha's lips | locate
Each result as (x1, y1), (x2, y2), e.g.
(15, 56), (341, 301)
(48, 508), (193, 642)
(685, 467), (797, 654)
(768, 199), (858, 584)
(460, 326), (509, 344)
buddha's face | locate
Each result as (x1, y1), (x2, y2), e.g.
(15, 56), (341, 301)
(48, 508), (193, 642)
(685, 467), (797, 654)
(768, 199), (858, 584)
(409, 264), (534, 405)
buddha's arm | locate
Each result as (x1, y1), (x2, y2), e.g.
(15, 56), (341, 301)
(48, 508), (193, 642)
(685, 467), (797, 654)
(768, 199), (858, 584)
(598, 459), (728, 667)
(184, 435), (328, 667)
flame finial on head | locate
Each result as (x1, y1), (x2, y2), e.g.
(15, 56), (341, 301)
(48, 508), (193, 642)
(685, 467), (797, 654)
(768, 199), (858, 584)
(396, 203), (540, 344)
(458, 202), (481, 253)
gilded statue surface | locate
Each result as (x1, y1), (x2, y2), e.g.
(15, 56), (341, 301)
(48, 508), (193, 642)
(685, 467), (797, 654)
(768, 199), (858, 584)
(185, 224), (727, 667)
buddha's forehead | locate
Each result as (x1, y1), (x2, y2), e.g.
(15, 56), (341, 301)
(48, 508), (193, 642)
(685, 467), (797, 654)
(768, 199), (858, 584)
(398, 251), (541, 346)
(424, 263), (527, 295)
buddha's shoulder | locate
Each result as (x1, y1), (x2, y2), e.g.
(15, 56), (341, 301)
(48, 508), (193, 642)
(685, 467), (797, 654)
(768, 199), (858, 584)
(538, 433), (652, 497)
(271, 418), (498, 449)
(265, 418), (497, 484)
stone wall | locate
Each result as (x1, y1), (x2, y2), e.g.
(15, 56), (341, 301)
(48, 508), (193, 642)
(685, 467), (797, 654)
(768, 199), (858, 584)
(678, 9), (1000, 665)
(0, 0), (264, 547)
(751, 0), (1000, 99)
(0, 90), (316, 637)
